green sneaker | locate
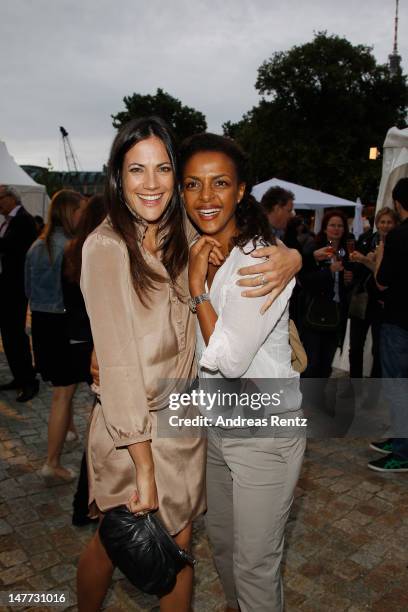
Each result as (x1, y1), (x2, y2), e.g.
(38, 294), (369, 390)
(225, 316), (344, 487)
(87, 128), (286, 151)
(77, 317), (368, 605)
(369, 439), (393, 455)
(368, 454), (408, 473)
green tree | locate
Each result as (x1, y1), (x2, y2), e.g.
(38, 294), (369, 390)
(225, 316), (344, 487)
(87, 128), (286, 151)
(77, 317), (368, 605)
(112, 88), (207, 143)
(224, 33), (408, 201)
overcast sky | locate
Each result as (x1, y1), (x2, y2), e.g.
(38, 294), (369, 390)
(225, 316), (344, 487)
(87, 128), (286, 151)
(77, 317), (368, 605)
(1, 0), (406, 170)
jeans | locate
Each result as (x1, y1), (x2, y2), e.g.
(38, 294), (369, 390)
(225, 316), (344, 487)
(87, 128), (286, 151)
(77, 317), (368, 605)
(380, 324), (408, 460)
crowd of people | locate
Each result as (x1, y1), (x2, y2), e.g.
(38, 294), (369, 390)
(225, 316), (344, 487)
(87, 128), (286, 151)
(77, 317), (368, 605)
(0, 119), (407, 611)
(259, 182), (408, 472)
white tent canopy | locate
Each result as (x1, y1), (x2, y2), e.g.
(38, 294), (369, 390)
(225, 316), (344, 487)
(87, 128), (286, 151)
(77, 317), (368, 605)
(0, 140), (49, 218)
(252, 177), (356, 210)
(252, 177), (358, 234)
(376, 126), (408, 214)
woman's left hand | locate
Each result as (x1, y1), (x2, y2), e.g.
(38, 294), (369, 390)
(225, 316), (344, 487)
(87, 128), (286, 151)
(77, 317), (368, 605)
(236, 244), (302, 314)
(189, 236), (221, 296)
(349, 250), (366, 264)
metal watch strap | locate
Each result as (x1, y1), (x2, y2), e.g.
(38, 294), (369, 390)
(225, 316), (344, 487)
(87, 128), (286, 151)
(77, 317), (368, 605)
(189, 292), (210, 313)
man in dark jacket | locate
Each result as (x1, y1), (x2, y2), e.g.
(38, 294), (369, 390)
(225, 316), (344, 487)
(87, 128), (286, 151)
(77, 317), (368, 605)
(368, 178), (408, 472)
(0, 185), (39, 401)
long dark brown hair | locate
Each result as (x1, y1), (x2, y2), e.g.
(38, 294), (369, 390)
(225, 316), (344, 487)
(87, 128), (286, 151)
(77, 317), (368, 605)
(105, 116), (188, 305)
(64, 194), (107, 283)
(179, 133), (274, 251)
(42, 190), (82, 260)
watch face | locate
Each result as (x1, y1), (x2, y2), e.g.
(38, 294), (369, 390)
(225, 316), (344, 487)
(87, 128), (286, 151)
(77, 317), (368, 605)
(188, 298), (197, 313)
(188, 293), (209, 313)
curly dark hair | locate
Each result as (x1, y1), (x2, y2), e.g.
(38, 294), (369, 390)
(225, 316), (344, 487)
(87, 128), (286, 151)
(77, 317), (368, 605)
(179, 133), (275, 251)
(261, 186), (295, 212)
(105, 116), (188, 306)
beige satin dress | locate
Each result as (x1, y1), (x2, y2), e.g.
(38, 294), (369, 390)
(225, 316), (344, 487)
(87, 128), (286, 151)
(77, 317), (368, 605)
(80, 218), (206, 535)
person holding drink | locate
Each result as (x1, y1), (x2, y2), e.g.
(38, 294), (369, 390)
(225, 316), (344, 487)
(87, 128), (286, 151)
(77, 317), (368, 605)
(299, 210), (353, 379)
(348, 207), (399, 378)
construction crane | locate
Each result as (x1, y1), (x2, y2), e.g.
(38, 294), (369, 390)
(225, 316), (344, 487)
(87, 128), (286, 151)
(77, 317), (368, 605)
(59, 126), (80, 172)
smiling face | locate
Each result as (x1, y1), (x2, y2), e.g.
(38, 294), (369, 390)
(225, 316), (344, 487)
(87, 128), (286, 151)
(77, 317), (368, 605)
(377, 213), (396, 237)
(325, 215), (345, 242)
(182, 151), (245, 239)
(121, 135), (174, 223)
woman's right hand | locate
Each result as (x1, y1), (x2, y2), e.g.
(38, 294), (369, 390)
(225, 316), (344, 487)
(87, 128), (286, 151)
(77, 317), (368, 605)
(313, 246), (333, 262)
(127, 468), (159, 515)
(189, 236), (221, 296)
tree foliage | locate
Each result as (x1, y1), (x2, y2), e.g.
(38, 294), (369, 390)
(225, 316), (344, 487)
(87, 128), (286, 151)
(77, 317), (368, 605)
(112, 88), (207, 143)
(224, 33), (408, 201)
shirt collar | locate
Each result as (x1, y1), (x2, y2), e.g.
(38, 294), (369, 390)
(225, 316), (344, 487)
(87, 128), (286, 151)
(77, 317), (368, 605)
(8, 204), (22, 218)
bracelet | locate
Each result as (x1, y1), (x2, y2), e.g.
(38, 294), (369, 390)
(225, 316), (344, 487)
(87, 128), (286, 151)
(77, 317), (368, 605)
(189, 292), (210, 313)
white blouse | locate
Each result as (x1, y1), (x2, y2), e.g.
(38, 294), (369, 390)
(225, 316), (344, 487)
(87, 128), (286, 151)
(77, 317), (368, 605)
(196, 240), (298, 382)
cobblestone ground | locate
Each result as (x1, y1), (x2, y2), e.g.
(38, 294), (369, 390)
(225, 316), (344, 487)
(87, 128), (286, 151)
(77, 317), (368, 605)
(0, 351), (407, 611)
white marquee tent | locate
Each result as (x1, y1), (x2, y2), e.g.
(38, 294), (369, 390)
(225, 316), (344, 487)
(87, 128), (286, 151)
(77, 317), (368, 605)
(0, 140), (49, 217)
(376, 126), (408, 214)
(252, 177), (358, 233)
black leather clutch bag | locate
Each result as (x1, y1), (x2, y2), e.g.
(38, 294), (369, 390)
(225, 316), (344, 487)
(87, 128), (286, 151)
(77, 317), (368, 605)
(99, 505), (196, 597)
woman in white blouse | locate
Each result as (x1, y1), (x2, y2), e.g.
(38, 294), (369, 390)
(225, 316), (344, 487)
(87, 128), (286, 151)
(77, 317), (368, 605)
(180, 133), (306, 612)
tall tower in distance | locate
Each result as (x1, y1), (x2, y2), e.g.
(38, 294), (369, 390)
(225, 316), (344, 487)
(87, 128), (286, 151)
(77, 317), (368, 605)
(389, 0), (402, 75)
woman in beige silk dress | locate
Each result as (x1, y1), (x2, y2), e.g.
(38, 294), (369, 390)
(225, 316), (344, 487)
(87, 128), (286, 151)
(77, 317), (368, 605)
(76, 117), (302, 612)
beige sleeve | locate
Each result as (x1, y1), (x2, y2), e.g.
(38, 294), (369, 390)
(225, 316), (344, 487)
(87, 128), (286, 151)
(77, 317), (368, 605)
(81, 233), (151, 447)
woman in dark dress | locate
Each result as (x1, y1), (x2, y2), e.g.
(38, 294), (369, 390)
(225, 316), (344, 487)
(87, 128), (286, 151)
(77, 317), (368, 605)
(300, 209), (354, 378)
(63, 194), (106, 523)
(62, 195), (106, 387)
(25, 190), (87, 480)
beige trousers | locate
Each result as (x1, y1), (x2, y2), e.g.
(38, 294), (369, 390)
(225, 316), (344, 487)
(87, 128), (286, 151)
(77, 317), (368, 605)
(205, 428), (305, 612)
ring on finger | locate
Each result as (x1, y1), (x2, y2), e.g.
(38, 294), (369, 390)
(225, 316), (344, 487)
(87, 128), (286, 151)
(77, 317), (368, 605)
(259, 273), (267, 286)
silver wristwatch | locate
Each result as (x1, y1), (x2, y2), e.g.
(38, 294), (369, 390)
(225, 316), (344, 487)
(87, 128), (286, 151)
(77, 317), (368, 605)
(189, 292), (210, 313)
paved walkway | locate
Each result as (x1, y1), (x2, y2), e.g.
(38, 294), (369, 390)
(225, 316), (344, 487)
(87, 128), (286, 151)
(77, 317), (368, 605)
(0, 351), (407, 611)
